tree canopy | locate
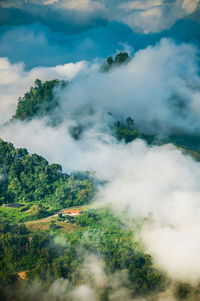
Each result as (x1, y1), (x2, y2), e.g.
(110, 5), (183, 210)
(13, 79), (67, 121)
(0, 209), (166, 301)
(101, 52), (131, 72)
(0, 139), (94, 211)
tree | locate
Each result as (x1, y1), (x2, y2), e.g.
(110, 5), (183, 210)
(126, 116), (134, 129)
(0, 139), (94, 210)
(30, 205), (41, 219)
(13, 79), (68, 121)
(174, 283), (192, 300)
(34, 79), (42, 87)
(114, 52), (130, 65)
(107, 56), (114, 66)
(58, 213), (63, 219)
(101, 52), (131, 72)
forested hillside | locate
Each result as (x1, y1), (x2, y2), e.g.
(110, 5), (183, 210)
(2, 1), (200, 301)
(10, 74), (200, 158)
(0, 139), (94, 212)
(0, 208), (167, 301)
(1, 75), (200, 301)
(12, 79), (67, 121)
(12, 53), (130, 123)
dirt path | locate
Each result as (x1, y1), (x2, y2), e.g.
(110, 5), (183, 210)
(25, 204), (90, 225)
(25, 213), (59, 224)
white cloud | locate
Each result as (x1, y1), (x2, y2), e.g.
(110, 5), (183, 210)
(1, 39), (200, 161)
(72, 285), (98, 301)
(97, 140), (200, 282)
(58, 39), (200, 135)
(57, 0), (104, 12)
(0, 57), (95, 126)
(1, 0), (199, 33)
(118, 0), (162, 11)
(1, 39), (200, 283)
(182, 0), (199, 14)
(115, 0), (200, 33)
(0, 119), (123, 179)
(122, 7), (164, 33)
(43, 0), (58, 4)
(2, 114), (200, 282)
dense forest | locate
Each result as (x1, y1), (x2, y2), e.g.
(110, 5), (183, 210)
(0, 209), (167, 301)
(10, 65), (200, 157)
(11, 53), (130, 123)
(8, 68), (155, 146)
(0, 139), (94, 215)
(0, 126), (168, 299)
(1, 60), (200, 301)
(2, 0), (200, 299)
(12, 79), (67, 121)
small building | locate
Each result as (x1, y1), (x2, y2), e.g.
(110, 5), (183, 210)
(62, 209), (83, 216)
(17, 271), (27, 280)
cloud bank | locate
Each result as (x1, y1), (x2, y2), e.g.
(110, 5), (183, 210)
(1, 29), (200, 287)
(0, 57), (94, 125)
(2, 38), (200, 162)
(0, 0), (199, 33)
(97, 140), (200, 283)
(57, 38), (200, 135)
(2, 119), (200, 283)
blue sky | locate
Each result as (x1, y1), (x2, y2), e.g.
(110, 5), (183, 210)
(0, 0), (200, 68)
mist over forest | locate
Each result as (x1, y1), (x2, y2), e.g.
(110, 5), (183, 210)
(1, 1), (200, 301)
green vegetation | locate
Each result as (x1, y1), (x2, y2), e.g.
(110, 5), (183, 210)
(112, 117), (200, 163)
(0, 206), (31, 223)
(12, 79), (67, 121)
(11, 77), (200, 162)
(174, 282), (195, 300)
(101, 52), (131, 72)
(0, 208), (166, 300)
(112, 116), (154, 144)
(12, 78), (200, 159)
(2, 77), (200, 301)
(0, 139), (94, 213)
(74, 209), (166, 295)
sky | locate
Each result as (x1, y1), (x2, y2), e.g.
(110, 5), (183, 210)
(1, 0), (200, 298)
(0, 0), (200, 68)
